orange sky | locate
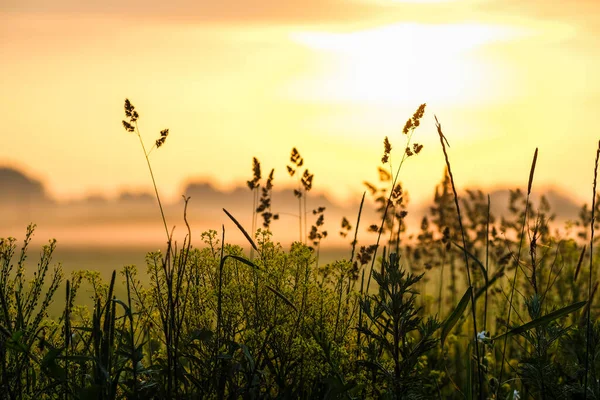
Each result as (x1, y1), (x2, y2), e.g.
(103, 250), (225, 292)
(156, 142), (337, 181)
(2, 0), (600, 208)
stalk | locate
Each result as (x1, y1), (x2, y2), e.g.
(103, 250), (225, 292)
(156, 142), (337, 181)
(134, 121), (169, 241)
(435, 116), (484, 398)
(498, 147), (538, 396)
(584, 140), (600, 399)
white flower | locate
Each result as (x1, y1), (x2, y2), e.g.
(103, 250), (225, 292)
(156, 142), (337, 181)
(513, 389), (520, 400)
(477, 330), (488, 343)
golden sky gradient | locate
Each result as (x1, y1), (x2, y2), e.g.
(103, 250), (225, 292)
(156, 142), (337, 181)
(2, 0), (600, 207)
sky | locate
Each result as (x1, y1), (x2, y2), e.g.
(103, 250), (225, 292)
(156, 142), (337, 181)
(2, 0), (600, 211)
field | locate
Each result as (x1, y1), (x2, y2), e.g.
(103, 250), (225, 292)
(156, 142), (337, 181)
(0, 102), (599, 399)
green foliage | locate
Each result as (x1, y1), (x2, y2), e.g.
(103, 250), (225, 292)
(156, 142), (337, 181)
(3, 104), (600, 399)
(0, 224), (63, 398)
(358, 251), (441, 398)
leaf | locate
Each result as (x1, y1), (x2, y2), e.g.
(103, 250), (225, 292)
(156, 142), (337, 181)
(441, 287), (472, 346)
(356, 360), (392, 380)
(63, 355), (95, 363)
(45, 360), (67, 381)
(240, 344), (255, 371)
(265, 286), (298, 313)
(492, 300), (587, 341)
(41, 346), (67, 381)
(188, 328), (214, 344)
(41, 346), (63, 368)
(223, 208), (259, 252)
(6, 330), (29, 354)
(453, 242), (487, 281)
(112, 299), (132, 318)
(224, 255), (260, 271)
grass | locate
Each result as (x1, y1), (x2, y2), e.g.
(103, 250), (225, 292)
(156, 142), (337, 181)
(0, 100), (598, 399)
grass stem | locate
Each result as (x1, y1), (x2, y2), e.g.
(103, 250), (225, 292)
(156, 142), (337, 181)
(584, 140), (600, 399)
(435, 115), (483, 399)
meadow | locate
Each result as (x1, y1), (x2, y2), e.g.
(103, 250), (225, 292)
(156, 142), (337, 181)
(0, 100), (599, 399)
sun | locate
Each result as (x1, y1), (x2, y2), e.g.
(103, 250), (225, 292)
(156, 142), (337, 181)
(289, 23), (521, 107)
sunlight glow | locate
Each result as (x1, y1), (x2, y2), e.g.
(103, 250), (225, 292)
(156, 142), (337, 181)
(289, 23), (523, 106)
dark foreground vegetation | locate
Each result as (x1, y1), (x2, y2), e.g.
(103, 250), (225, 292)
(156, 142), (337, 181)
(0, 101), (599, 399)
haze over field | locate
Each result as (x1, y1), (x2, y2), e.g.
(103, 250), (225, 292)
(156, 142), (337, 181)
(2, 0), (599, 246)
(0, 165), (586, 248)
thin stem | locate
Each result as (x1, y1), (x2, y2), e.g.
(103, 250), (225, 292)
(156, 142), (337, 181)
(134, 121), (169, 241)
(584, 140), (600, 399)
(498, 148), (538, 397)
(484, 194), (490, 332)
(358, 122), (419, 361)
(350, 192), (366, 264)
(437, 245), (448, 316)
(304, 192), (308, 244)
(250, 187), (258, 260)
(435, 116), (483, 399)
(365, 128), (416, 296)
(298, 193), (303, 244)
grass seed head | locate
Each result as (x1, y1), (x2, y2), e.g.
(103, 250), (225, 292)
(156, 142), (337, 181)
(382, 136), (392, 164)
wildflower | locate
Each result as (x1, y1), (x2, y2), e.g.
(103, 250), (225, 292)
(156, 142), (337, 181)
(513, 389), (520, 399)
(477, 331), (488, 343)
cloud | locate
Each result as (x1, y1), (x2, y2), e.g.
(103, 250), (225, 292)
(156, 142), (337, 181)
(474, 0), (600, 33)
(3, 0), (402, 25)
(4, 0), (597, 37)
(1, 0), (500, 27)
(8, 0), (595, 35)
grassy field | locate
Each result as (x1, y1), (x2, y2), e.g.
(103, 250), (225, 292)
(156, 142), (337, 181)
(0, 101), (598, 399)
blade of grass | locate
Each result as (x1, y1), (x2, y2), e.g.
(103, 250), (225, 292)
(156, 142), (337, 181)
(574, 245), (586, 282)
(584, 140), (600, 399)
(223, 208), (259, 253)
(441, 286), (472, 347)
(265, 286), (299, 314)
(484, 194), (490, 332)
(435, 116), (483, 398)
(492, 300), (586, 341)
(498, 147), (538, 396)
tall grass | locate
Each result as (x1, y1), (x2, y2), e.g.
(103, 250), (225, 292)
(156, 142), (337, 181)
(0, 101), (598, 399)
(584, 140), (600, 399)
(435, 115), (484, 398)
(497, 148), (538, 396)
